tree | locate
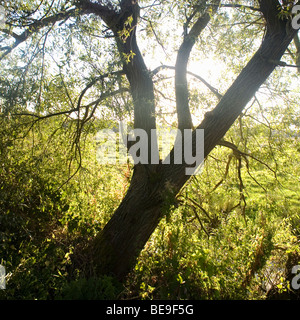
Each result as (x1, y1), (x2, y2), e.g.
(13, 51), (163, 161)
(0, 0), (299, 281)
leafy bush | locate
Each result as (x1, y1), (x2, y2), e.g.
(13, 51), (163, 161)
(0, 108), (299, 300)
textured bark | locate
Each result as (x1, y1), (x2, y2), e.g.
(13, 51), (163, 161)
(93, 164), (164, 278)
(111, 0), (159, 161)
(294, 34), (300, 73)
(92, 22), (298, 282)
(89, 0), (299, 281)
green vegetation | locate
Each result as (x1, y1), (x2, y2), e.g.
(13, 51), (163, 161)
(0, 106), (299, 300)
(0, 0), (300, 300)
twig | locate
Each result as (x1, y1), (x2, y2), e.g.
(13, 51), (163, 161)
(151, 65), (223, 100)
(191, 205), (210, 238)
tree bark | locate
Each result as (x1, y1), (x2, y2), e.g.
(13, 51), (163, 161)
(93, 164), (164, 278)
(175, 12), (211, 130)
(175, 1), (220, 130)
(294, 34), (300, 73)
(91, 0), (299, 281)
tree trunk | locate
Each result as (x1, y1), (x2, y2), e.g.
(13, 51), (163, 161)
(91, 1), (299, 281)
(93, 164), (165, 279)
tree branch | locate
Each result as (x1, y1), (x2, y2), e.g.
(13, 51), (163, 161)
(162, 0), (298, 186)
(75, 0), (118, 26)
(96, 0), (159, 164)
(218, 139), (276, 176)
(175, 0), (220, 130)
(210, 3), (261, 12)
(293, 33), (300, 73)
(0, 8), (82, 60)
(261, 58), (300, 68)
(77, 70), (125, 110)
(152, 64), (223, 100)
(11, 88), (128, 122)
(84, 87), (129, 109)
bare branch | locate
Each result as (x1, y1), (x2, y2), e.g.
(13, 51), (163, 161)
(146, 18), (170, 59)
(210, 3), (261, 12)
(217, 140), (277, 177)
(191, 205), (210, 238)
(262, 57), (300, 68)
(152, 65), (223, 100)
(77, 70), (125, 110)
(11, 109), (78, 121)
(84, 87), (129, 109)
(209, 153), (232, 193)
(11, 88), (128, 122)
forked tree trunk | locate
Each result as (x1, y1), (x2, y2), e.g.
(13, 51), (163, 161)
(91, 3), (299, 281)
